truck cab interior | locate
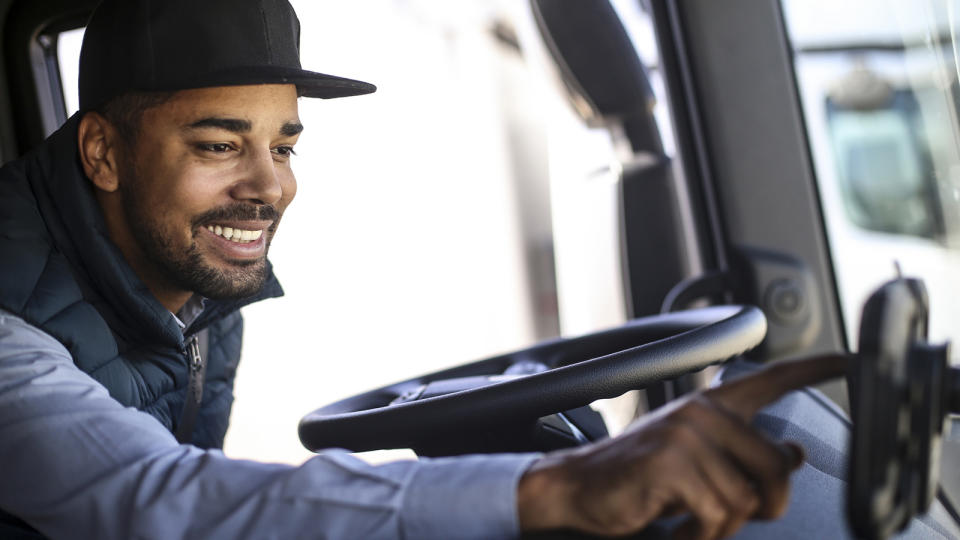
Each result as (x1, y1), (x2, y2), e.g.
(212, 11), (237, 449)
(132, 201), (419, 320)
(3, 0), (960, 538)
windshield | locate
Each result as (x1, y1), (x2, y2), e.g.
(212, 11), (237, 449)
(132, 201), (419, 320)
(783, 0), (960, 359)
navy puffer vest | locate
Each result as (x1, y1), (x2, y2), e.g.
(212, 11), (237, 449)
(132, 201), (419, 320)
(0, 114), (283, 536)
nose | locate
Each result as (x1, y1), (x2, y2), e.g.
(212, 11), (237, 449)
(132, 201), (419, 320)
(230, 148), (284, 205)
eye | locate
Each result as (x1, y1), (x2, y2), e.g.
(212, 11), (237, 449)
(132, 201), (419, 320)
(272, 145), (297, 160)
(197, 142), (235, 153)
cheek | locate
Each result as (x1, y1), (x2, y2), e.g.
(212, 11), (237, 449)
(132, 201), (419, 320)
(279, 171), (298, 210)
(160, 170), (225, 231)
(130, 148), (221, 233)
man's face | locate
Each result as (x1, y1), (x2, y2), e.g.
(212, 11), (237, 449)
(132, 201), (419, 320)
(111, 84), (301, 302)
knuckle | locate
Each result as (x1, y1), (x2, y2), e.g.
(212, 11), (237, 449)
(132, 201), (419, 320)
(698, 496), (728, 527)
(598, 496), (658, 536)
(733, 489), (761, 520)
(729, 481), (761, 514)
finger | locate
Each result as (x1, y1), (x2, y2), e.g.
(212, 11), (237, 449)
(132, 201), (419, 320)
(684, 434), (761, 536)
(679, 397), (800, 519)
(705, 354), (850, 422)
(666, 414), (762, 514)
(782, 441), (805, 470)
(744, 441), (797, 519)
(668, 463), (729, 540)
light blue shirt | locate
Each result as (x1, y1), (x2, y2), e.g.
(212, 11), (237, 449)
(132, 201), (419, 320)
(0, 309), (538, 539)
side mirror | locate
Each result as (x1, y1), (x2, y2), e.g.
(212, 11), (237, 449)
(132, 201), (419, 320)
(849, 277), (959, 539)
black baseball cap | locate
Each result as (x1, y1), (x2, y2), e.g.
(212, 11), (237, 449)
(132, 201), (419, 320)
(78, 0), (376, 112)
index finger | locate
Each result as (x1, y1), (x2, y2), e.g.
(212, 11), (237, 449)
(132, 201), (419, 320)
(704, 354), (850, 421)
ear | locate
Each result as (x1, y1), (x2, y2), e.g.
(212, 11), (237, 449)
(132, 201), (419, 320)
(77, 111), (123, 193)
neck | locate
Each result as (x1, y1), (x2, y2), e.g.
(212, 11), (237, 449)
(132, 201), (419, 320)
(152, 288), (194, 314)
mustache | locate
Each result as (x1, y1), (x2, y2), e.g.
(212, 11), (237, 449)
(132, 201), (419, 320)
(192, 204), (280, 229)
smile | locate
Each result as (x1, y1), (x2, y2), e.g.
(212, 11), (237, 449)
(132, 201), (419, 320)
(205, 225), (264, 244)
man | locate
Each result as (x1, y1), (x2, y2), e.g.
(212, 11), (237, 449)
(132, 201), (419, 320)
(0, 0), (848, 538)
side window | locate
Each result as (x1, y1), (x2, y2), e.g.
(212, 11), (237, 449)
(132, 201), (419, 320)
(782, 0), (960, 356)
(57, 27), (83, 116)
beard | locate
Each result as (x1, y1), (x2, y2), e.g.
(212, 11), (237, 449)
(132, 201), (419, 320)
(119, 165), (279, 301)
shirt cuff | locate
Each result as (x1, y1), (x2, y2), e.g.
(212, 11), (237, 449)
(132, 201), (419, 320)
(400, 453), (541, 539)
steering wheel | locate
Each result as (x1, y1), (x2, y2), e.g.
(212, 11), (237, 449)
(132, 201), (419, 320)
(299, 305), (767, 456)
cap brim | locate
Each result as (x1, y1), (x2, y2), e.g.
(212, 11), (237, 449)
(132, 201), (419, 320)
(165, 64), (377, 99)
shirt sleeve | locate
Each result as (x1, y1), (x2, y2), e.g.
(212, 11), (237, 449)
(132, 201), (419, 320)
(0, 310), (539, 539)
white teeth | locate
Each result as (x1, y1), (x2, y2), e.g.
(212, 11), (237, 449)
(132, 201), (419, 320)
(206, 225), (264, 244)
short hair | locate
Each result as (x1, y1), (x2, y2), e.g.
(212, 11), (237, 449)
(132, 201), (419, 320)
(93, 90), (177, 146)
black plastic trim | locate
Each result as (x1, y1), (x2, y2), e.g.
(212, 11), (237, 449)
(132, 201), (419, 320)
(648, 0), (728, 276)
(3, 0), (95, 156)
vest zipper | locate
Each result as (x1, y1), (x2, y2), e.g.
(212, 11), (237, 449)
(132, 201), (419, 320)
(175, 333), (207, 444)
(188, 334), (203, 372)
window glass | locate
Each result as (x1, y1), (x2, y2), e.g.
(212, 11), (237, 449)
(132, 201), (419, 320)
(55, 1), (668, 463)
(57, 27), (83, 116)
(782, 0), (960, 360)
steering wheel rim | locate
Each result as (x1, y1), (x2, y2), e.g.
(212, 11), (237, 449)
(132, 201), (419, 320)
(299, 305), (767, 454)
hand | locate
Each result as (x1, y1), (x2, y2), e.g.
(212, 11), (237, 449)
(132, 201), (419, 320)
(517, 354), (849, 539)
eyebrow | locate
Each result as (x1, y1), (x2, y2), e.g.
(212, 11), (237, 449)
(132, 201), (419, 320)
(186, 117), (252, 133)
(280, 122), (304, 137)
(184, 117), (303, 137)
